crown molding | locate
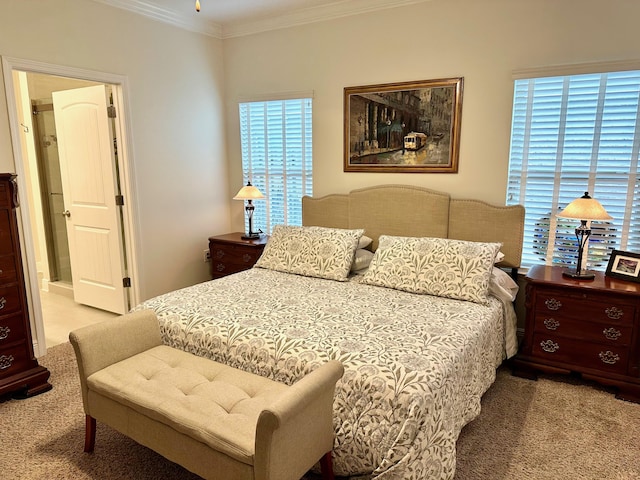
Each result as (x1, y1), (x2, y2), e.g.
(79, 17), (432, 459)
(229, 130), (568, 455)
(91, 0), (431, 39)
(222, 0), (432, 38)
(90, 0), (223, 37)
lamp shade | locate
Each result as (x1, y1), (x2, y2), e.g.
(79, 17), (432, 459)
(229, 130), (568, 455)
(557, 192), (612, 221)
(233, 182), (265, 201)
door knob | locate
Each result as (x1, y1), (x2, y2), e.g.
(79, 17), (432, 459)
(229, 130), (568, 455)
(62, 210), (71, 218)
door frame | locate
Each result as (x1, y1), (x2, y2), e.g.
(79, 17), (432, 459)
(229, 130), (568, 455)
(1, 56), (140, 356)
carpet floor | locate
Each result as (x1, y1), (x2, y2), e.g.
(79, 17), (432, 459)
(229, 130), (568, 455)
(1, 342), (639, 479)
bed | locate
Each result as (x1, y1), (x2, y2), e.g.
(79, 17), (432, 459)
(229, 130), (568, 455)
(135, 185), (525, 480)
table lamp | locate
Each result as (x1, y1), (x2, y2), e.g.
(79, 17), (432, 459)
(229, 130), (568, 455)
(556, 192), (612, 279)
(233, 181), (265, 240)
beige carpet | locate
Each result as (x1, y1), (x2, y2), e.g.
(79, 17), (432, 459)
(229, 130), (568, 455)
(1, 343), (639, 480)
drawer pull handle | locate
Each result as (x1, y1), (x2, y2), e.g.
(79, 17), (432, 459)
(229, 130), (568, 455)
(603, 327), (622, 341)
(540, 340), (559, 353)
(0, 297), (6, 310)
(214, 250), (225, 259)
(544, 298), (562, 311)
(599, 350), (620, 365)
(605, 307), (624, 320)
(242, 254), (252, 263)
(0, 326), (9, 340)
(0, 354), (14, 370)
(216, 263), (226, 272)
(543, 318), (560, 330)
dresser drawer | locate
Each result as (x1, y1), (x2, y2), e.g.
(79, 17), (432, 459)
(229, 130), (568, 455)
(0, 209), (14, 255)
(532, 333), (630, 376)
(533, 314), (633, 346)
(0, 342), (31, 380)
(0, 285), (22, 316)
(535, 290), (634, 326)
(211, 261), (254, 278)
(0, 181), (7, 208)
(0, 255), (17, 284)
(0, 313), (26, 346)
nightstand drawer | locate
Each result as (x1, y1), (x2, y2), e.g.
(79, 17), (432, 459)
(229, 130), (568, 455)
(535, 291), (634, 325)
(532, 334), (629, 376)
(210, 244), (262, 266)
(533, 315), (633, 346)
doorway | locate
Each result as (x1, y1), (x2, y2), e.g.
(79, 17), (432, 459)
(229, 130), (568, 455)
(1, 57), (140, 356)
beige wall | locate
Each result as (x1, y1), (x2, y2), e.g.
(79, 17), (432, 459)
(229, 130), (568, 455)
(223, 0), (640, 231)
(0, 0), (228, 300)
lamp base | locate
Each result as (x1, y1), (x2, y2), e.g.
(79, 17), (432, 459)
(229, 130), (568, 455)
(241, 233), (260, 240)
(562, 269), (595, 280)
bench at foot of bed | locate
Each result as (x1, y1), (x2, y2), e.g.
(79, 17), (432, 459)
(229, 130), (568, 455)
(69, 309), (344, 480)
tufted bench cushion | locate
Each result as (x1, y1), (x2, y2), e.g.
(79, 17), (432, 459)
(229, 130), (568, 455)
(70, 309), (343, 480)
(88, 345), (289, 465)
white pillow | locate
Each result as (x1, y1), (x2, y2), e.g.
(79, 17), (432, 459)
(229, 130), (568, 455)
(351, 248), (374, 273)
(489, 267), (519, 302)
(494, 251), (505, 264)
(255, 225), (364, 281)
(362, 235), (501, 304)
(358, 235), (373, 249)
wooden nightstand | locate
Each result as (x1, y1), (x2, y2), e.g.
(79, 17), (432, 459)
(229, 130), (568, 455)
(511, 264), (640, 402)
(208, 232), (268, 280)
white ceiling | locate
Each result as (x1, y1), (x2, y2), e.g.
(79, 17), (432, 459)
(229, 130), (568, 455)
(91, 0), (431, 38)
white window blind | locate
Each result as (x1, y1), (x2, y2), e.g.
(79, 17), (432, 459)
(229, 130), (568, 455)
(507, 70), (640, 270)
(239, 98), (313, 234)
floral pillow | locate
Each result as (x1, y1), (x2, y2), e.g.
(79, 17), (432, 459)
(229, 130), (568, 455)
(361, 235), (502, 304)
(255, 225), (364, 281)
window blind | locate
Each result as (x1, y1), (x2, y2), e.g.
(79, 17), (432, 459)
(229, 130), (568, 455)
(507, 70), (640, 270)
(239, 98), (313, 234)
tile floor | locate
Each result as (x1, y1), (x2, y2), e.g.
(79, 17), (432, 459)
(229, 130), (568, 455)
(40, 289), (118, 347)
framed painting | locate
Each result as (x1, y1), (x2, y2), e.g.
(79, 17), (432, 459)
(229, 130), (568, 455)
(605, 249), (640, 283)
(343, 77), (464, 173)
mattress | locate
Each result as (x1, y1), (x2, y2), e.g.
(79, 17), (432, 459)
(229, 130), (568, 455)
(136, 267), (516, 479)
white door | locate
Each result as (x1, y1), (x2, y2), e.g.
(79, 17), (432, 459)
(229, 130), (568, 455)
(52, 85), (128, 314)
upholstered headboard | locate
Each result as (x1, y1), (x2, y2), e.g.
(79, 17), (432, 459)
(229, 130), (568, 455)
(302, 184), (525, 268)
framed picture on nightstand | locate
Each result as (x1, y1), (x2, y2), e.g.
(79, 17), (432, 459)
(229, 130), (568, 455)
(606, 249), (640, 282)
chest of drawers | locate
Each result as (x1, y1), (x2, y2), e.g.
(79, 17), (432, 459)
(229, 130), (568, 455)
(0, 173), (51, 398)
(512, 265), (640, 402)
(208, 232), (268, 280)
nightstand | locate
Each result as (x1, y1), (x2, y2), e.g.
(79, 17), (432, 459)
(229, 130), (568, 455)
(208, 232), (268, 279)
(512, 264), (640, 403)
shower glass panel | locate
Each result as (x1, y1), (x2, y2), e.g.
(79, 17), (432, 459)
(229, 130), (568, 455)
(32, 102), (72, 284)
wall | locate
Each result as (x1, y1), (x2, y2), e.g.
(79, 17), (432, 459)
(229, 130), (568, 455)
(0, 0), (228, 300)
(223, 0), (640, 231)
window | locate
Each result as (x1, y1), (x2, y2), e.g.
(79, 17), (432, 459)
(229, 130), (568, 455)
(239, 97), (313, 234)
(507, 69), (640, 270)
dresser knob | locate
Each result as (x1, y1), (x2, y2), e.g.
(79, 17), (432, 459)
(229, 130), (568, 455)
(543, 318), (560, 330)
(540, 339), (559, 353)
(605, 307), (624, 320)
(0, 354), (14, 370)
(215, 250), (225, 259)
(544, 298), (562, 311)
(0, 297), (6, 310)
(0, 326), (9, 340)
(602, 327), (622, 341)
(599, 350), (620, 365)
(216, 263), (226, 272)
(242, 254), (252, 263)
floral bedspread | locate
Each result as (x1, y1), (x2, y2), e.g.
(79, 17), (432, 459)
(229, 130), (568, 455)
(135, 268), (513, 479)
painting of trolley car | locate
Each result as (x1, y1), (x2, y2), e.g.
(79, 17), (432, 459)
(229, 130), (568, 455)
(403, 132), (427, 151)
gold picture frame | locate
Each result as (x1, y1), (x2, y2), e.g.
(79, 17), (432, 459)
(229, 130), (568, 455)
(344, 77), (464, 173)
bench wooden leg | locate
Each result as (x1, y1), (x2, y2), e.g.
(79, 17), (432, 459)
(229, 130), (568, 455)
(84, 415), (96, 453)
(320, 451), (334, 480)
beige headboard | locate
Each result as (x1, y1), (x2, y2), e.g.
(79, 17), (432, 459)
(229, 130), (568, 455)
(302, 184), (524, 268)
